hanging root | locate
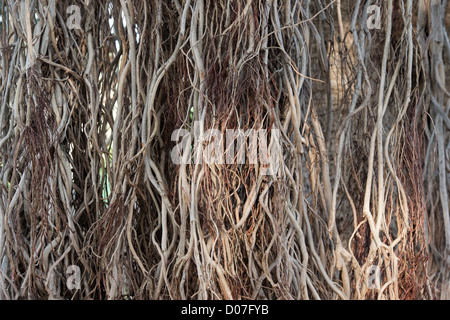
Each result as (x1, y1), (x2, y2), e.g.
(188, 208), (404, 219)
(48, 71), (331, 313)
(0, 0), (448, 300)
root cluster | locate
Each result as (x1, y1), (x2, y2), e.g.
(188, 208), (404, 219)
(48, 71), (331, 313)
(0, 0), (449, 300)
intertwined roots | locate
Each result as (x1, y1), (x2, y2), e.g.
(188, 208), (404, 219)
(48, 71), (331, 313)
(0, 0), (449, 300)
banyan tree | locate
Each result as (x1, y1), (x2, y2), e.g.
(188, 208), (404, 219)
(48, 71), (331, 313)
(0, 0), (449, 300)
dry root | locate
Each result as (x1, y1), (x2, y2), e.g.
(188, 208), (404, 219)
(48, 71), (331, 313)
(0, 0), (448, 300)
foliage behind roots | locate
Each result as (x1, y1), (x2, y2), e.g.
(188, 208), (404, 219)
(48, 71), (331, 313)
(0, 0), (448, 300)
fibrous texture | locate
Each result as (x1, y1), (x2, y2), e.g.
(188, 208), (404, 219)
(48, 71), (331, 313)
(0, 0), (449, 300)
